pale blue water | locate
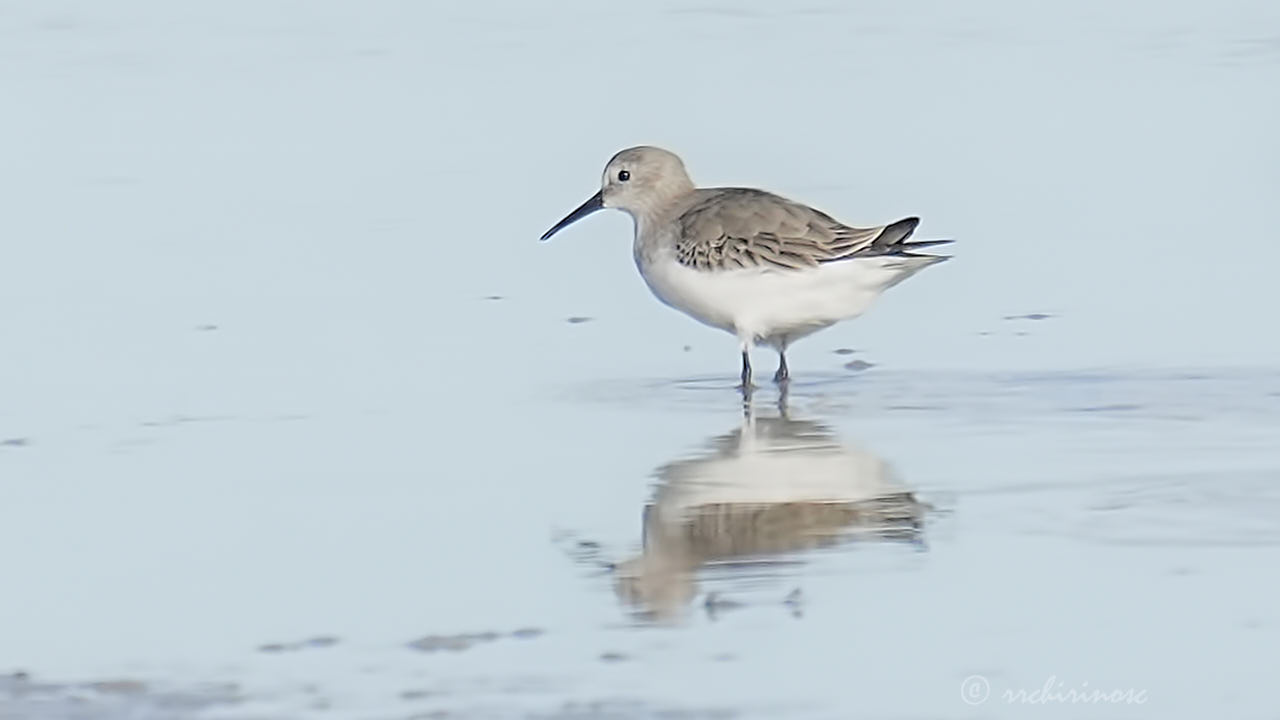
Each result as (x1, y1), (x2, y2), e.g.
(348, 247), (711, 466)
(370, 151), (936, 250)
(2, 1), (1278, 718)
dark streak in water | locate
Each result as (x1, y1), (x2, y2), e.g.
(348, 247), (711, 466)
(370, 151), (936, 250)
(408, 631), (500, 653)
(406, 626), (546, 654)
(1, 672), (242, 717)
(1068, 404), (1143, 413)
(139, 414), (241, 429)
(258, 636), (340, 653)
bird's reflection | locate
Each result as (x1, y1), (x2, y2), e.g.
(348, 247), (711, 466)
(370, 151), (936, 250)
(613, 395), (926, 621)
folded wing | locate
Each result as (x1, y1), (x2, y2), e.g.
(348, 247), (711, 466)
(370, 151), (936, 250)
(675, 188), (949, 272)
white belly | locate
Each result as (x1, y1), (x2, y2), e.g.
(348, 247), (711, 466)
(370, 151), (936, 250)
(636, 252), (919, 346)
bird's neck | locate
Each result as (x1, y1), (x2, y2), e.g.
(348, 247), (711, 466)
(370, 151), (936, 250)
(630, 200), (682, 265)
(627, 187), (696, 266)
(632, 188), (695, 236)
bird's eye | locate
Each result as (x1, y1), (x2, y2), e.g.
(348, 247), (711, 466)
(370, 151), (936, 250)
(618, 170), (631, 182)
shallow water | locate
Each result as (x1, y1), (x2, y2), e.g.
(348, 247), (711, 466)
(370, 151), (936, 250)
(2, 0), (1279, 718)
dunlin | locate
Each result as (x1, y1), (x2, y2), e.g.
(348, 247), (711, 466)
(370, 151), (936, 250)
(541, 146), (950, 387)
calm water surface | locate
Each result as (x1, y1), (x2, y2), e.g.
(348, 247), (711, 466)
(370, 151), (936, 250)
(2, 0), (1278, 718)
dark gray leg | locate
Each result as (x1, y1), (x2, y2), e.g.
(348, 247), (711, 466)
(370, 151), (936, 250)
(739, 350), (752, 388)
(773, 351), (789, 384)
(773, 338), (790, 384)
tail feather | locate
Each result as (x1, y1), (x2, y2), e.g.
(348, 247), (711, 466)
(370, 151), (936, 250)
(870, 217), (952, 259)
(897, 239), (954, 258)
(870, 217), (920, 250)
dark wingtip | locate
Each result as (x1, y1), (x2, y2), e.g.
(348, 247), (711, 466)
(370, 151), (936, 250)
(901, 238), (954, 249)
(875, 217), (920, 248)
(889, 216), (920, 238)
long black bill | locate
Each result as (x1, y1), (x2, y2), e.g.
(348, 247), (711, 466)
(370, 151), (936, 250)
(540, 190), (603, 241)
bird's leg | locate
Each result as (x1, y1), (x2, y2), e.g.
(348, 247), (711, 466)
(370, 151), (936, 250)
(773, 350), (789, 384)
(773, 338), (790, 385)
(737, 338), (756, 404)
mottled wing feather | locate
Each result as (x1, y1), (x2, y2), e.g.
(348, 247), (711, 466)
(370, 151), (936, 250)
(675, 188), (902, 271)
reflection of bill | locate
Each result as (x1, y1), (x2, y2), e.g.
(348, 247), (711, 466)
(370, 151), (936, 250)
(614, 404), (926, 620)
